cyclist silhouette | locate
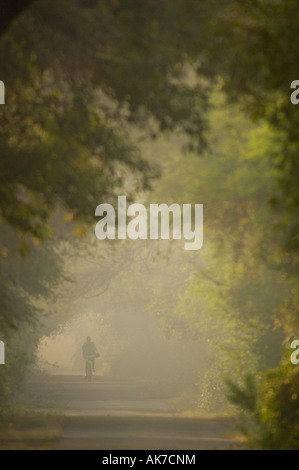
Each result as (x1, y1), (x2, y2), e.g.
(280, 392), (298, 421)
(82, 336), (98, 373)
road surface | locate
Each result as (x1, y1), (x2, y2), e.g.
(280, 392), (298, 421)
(25, 374), (243, 450)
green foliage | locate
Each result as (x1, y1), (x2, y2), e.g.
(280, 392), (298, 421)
(0, 1), (211, 341)
(147, 92), (298, 424)
(0, 0), (298, 447)
(0, 325), (37, 420)
(201, 0), (299, 267)
(0, 219), (71, 418)
(226, 374), (257, 415)
(227, 362), (299, 450)
(0, 0), (211, 241)
(151, 93), (288, 367)
(0, 222), (65, 329)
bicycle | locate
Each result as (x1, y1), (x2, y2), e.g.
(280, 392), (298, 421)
(85, 354), (95, 381)
(85, 352), (99, 381)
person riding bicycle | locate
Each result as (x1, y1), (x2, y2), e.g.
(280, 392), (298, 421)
(82, 336), (99, 373)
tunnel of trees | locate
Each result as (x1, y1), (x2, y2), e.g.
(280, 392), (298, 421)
(0, 0), (298, 449)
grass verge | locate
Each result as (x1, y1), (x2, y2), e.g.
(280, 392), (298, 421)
(0, 408), (65, 450)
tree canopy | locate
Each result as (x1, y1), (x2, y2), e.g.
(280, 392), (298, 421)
(0, 0), (298, 449)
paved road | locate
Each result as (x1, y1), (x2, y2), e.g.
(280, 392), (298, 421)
(26, 374), (243, 450)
